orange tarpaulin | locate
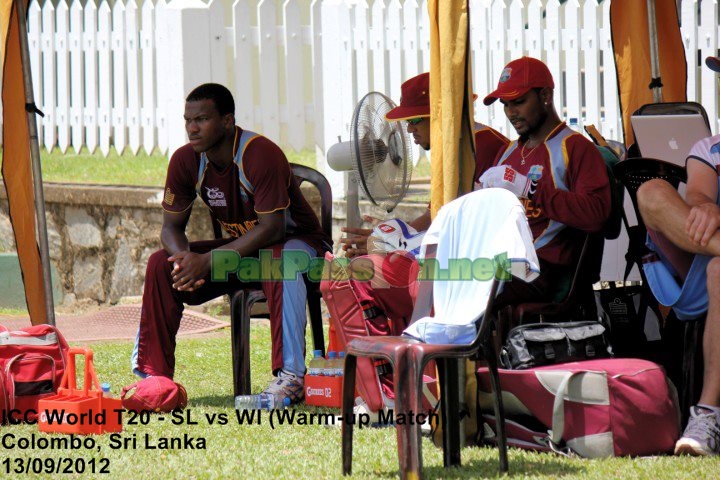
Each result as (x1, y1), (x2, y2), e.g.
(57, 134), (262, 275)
(610, 0), (687, 147)
(1, 0), (48, 324)
(428, 0), (475, 218)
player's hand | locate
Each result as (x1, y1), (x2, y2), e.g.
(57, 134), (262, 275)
(478, 166), (535, 198)
(168, 251), (209, 291)
(686, 202), (720, 246)
(339, 215), (380, 258)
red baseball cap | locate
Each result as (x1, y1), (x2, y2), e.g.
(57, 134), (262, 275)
(121, 376), (188, 413)
(483, 56), (554, 106)
(385, 72), (479, 121)
(386, 72), (431, 121)
(707, 56), (720, 73)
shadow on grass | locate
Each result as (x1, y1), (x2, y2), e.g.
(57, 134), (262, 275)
(191, 394), (236, 408)
(421, 455), (584, 479)
(349, 448), (585, 479)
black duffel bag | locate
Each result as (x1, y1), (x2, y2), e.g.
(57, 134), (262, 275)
(500, 320), (613, 370)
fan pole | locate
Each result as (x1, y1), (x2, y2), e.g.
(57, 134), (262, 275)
(346, 175), (362, 230)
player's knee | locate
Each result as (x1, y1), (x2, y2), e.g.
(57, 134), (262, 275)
(637, 179), (668, 213)
(146, 249), (171, 277)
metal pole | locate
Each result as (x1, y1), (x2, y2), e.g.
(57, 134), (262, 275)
(15, 0), (56, 325)
(647, 0), (663, 102)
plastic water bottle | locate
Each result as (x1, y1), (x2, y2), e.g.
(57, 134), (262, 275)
(323, 351), (338, 376)
(568, 117), (583, 135)
(308, 349), (325, 376)
(336, 351), (345, 377)
(234, 393), (291, 410)
(101, 382), (111, 397)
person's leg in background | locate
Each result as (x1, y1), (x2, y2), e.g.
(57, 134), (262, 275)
(675, 257), (720, 456)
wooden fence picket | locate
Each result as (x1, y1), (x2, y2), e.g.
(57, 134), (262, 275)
(258, 0), (281, 144)
(370, 0), (387, 96)
(386, 0), (402, 103)
(112, 0), (127, 154)
(41, 0), (56, 150)
(418, 0), (430, 74)
(599, 0), (620, 140)
(27, 1), (43, 146)
(353, 1), (370, 103)
(232, 0), (255, 132)
(97, 0), (111, 157)
(470, 0), (489, 125)
(126, 0), (141, 154)
(310, 0), (324, 149)
(283, 0), (306, 152)
(488, 0), (508, 134)
(563, 0), (582, 126)
(208, 0), (227, 87)
(55, 0), (70, 153)
(154, 0), (168, 155)
(141, 0), (156, 154)
(582, 0), (601, 130)
(83, 0), (98, 154)
(69, 0), (84, 153)
(402, 0), (419, 82)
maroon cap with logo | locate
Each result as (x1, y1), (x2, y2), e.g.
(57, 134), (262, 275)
(483, 56), (554, 106)
(386, 72), (431, 121)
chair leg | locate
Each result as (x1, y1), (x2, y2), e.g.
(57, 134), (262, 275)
(307, 289), (326, 356)
(438, 358), (462, 467)
(230, 290), (266, 397)
(681, 319), (705, 423)
(341, 354), (358, 476)
(484, 343), (509, 473)
(393, 349), (425, 480)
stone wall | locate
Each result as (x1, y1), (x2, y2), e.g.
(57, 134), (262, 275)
(0, 184), (213, 305)
(0, 183), (426, 305)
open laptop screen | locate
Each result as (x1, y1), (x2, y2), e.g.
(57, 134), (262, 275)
(630, 114), (711, 166)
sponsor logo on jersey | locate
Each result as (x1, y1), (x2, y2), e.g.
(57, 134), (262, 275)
(205, 187), (227, 207)
(164, 188), (175, 206)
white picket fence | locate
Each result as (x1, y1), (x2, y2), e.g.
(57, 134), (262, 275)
(1, 0), (718, 171)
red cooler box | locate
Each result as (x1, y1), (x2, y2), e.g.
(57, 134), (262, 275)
(305, 375), (343, 408)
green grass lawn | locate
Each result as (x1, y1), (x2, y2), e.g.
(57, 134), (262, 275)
(2, 324), (717, 479)
(0, 147), (318, 187)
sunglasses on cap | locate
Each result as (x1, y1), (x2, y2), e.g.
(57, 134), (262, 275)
(406, 117), (425, 126)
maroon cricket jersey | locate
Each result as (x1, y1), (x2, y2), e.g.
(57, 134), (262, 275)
(495, 124), (611, 266)
(472, 123), (511, 182)
(162, 127), (330, 254)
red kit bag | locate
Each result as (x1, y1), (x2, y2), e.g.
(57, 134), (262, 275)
(477, 358), (680, 457)
(0, 324), (69, 422)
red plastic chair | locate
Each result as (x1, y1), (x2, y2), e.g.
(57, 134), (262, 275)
(341, 245), (509, 479)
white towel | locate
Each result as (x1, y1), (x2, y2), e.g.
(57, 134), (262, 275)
(403, 188), (539, 344)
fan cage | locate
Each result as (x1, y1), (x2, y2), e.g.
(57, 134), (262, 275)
(350, 91), (414, 212)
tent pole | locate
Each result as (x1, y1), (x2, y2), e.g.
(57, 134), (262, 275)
(14, 0), (56, 326)
(646, 0), (663, 102)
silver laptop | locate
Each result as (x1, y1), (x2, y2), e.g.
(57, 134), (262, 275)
(631, 114), (711, 166)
